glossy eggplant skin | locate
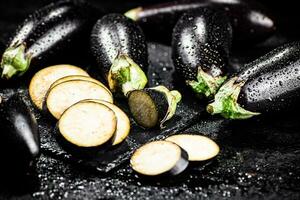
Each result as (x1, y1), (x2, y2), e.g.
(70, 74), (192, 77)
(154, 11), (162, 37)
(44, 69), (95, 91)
(238, 62), (300, 113)
(0, 0), (100, 79)
(237, 42), (300, 113)
(144, 89), (169, 122)
(126, 0), (275, 45)
(0, 95), (40, 172)
(90, 13), (148, 76)
(90, 13), (148, 96)
(236, 42), (300, 84)
(208, 42), (300, 119)
(172, 8), (232, 98)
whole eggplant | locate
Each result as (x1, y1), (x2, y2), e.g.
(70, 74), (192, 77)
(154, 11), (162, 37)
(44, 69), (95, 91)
(0, 0), (101, 80)
(0, 94), (40, 172)
(207, 41), (300, 119)
(172, 8), (232, 98)
(125, 0), (276, 46)
(90, 13), (148, 96)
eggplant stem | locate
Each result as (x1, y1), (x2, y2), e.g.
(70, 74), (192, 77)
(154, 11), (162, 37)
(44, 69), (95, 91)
(170, 90), (182, 103)
(207, 77), (260, 119)
(152, 85), (182, 128)
(0, 43), (31, 79)
(187, 67), (227, 99)
(108, 54), (148, 96)
(124, 7), (142, 21)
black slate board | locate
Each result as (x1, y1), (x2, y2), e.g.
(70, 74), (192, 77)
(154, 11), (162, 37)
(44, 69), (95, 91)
(0, 43), (205, 173)
(39, 43), (204, 172)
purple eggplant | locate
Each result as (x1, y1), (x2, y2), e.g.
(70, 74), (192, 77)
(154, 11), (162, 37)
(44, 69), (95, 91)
(207, 41), (300, 119)
(90, 13), (148, 96)
(125, 0), (276, 46)
(0, 0), (100, 80)
(0, 95), (40, 172)
(172, 8), (232, 98)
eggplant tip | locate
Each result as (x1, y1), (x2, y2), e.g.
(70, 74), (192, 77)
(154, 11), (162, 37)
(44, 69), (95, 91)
(187, 68), (227, 99)
(206, 104), (215, 114)
(170, 90), (182, 103)
(108, 54), (147, 96)
(207, 78), (260, 119)
(152, 86), (182, 128)
(1, 43), (31, 79)
(124, 7), (142, 21)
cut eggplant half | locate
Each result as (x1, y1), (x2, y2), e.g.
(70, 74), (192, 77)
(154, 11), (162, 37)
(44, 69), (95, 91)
(50, 75), (112, 96)
(130, 141), (189, 176)
(165, 134), (220, 161)
(46, 80), (113, 119)
(128, 86), (181, 128)
(82, 99), (130, 146)
(58, 101), (117, 148)
(29, 64), (89, 110)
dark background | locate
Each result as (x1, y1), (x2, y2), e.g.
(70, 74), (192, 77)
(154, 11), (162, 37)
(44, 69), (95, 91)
(0, 1), (300, 199)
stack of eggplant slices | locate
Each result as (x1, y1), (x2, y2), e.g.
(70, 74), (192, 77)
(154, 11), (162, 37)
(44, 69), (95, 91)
(1, 0), (299, 177)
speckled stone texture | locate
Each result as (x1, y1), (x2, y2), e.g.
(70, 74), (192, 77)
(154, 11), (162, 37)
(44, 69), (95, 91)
(0, 1), (300, 199)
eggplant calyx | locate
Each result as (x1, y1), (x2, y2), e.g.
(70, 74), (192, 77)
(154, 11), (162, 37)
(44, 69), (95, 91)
(1, 43), (31, 79)
(187, 68), (227, 99)
(206, 77), (260, 119)
(108, 54), (148, 96)
(124, 7), (142, 21)
(152, 85), (182, 128)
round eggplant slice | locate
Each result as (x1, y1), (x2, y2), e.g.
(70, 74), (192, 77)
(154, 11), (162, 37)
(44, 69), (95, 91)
(58, 101), (117, 148)
(46, 80), (113, 119)
(165, 134), (220, 161)
(82, 99), (130, 145)
(128, 86), (181, 129)
(128, 90), (162, 128)
(50, 75), (112, 96)
(130, 141), (189, 176)
(29, 64), (89, 110)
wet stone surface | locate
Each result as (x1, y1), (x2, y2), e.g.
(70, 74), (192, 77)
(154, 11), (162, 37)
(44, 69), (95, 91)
(1, 43), (300, 199)
(1, 1), (300, 199)
(30, 42), (203, 172)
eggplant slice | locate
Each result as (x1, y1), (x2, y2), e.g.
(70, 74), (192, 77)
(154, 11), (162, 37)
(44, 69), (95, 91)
(58, 101), (117, 148)
(82, 99), (130, 145)
(165, 134), (220, 161)
(130, 141), (189, 176)
(29, 64), (89, 110)
(128, 90), (162, 128)
(128, 86), (181, 128)
(50, 75), (112, 96)
(46, 80), (113, 119)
